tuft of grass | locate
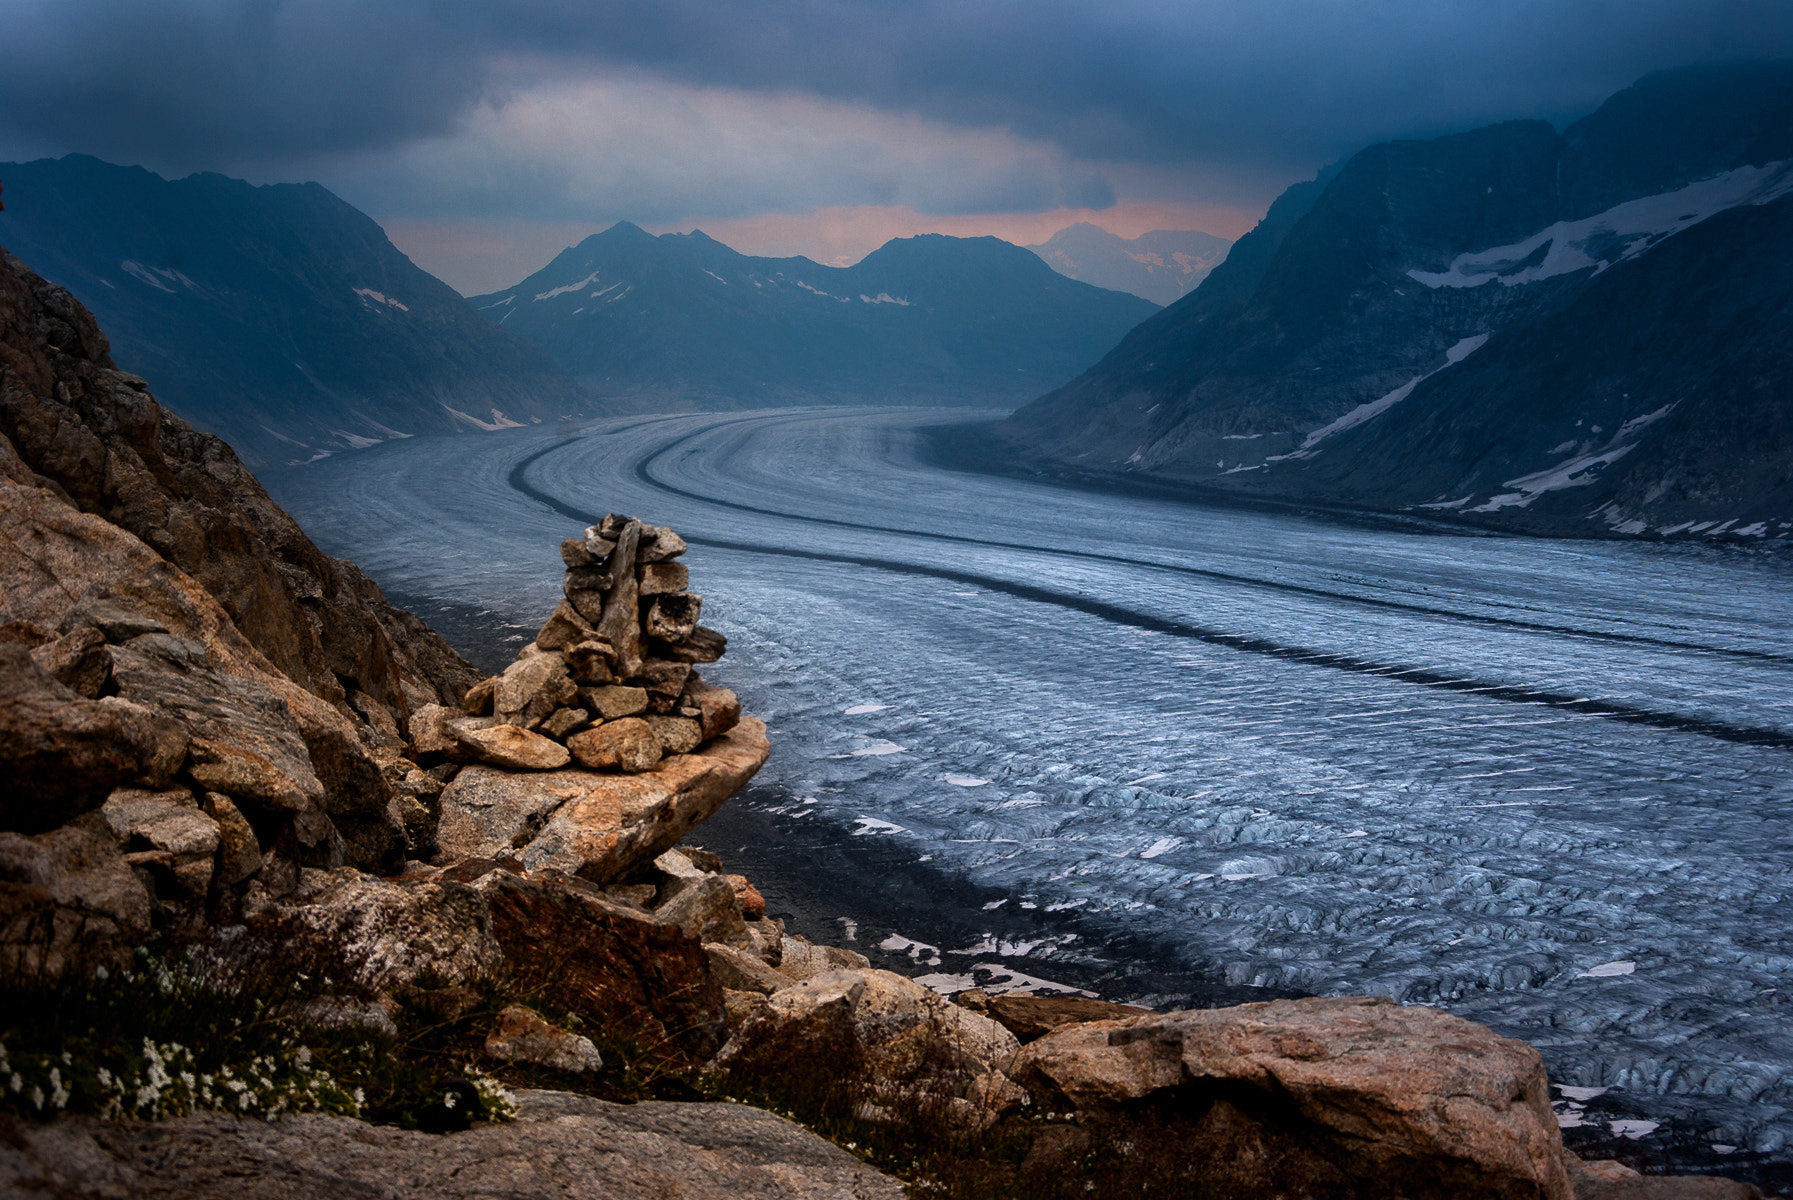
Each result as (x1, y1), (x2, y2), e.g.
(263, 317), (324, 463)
(0, 947), (363, 1121)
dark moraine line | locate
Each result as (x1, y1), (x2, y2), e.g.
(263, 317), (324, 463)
(508, 436), (1793, 752)
(624, 418), (1793, 669)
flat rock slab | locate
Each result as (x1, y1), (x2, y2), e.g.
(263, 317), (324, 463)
(437, 718), (769, 883)
(455, 723), (571, 771)
(0, 1089), (902, 1200)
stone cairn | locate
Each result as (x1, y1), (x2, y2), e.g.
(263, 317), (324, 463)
(426, 514), (740, 773)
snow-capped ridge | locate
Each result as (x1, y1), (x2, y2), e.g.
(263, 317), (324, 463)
(1409, 160), (1793, 290)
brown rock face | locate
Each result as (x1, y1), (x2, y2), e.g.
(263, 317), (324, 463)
(655, 873), (752, 948)
(474, 868), (727, 1063)
(652, 625), (726, 664)
(433, 766), (594, 863)
(0, 820), (152, 974)
(638, 561), (689, 595)
(1563, 1158), (1762, 1199)
(203, 793), (264, 888)
(1012, 995), (1574, 1200)
(564, 640), (617, 685)
(567, 717), (663, 773)
(714, 968), (1021, 1120)
(726, 874), (766, 920)
(645, 714), (703, 756)
(584, 684), (648, 720)
(0, 644), (186, 832)
(256, 867), (504, 988)
(639, 659), (692, 714)
(533, 600), (599, 652)
(101, 787), (220, 902)
(533, 718), (769, 882)
(0, 248), (479, 723)
(30, 625), (110, 696)
(638, 525), (689, 563)
(645, 593), (702, 643)
(494, 652), (577, 731)
(705, 942), (794, 995)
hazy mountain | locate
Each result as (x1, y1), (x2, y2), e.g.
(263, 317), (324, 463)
(996, 63), (1793, 539)
(470, 224), (1159, 408)
(1026, 224), (1232, 305)
(0, 155), (584, 467)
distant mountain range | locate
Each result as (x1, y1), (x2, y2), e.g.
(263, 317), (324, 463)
(0, 155), (584, 468)
(470, 224), (1159, 408)
(1026, 224), (1231, 305)
(995, 62), (1793, 540)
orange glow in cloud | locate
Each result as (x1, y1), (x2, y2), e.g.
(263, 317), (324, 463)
(647, 202), (1262, 266)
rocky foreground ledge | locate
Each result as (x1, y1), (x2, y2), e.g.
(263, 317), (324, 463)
(0, 244), (1768, 1199)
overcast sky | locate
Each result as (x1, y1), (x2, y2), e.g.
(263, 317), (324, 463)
(5, 0), (1791, 292)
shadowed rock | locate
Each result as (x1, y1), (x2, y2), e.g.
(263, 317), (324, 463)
(473, 868), (727, 1063)
(1013, 995), (1575, 1200)
(0, 1088), (903, 1199)
(0, 645), (186, 832)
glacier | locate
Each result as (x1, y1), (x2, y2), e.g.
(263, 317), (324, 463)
(269, 405), (1793, 1160)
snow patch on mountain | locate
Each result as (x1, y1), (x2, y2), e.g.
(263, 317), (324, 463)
(121, 261), (199, 293)
(1409, 160), (1793, 289)
(440, 404), (527, 432)
(1278, 335), (1489, 458)
(1470, 403), (1677, 511)
(534, 270), (602, 301)
(353, 287), (410, 312)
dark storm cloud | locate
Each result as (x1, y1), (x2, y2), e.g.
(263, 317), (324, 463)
(5, 0), (1792, 175)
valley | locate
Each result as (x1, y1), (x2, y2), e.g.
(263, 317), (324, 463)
(271, 405), (1793, 1164)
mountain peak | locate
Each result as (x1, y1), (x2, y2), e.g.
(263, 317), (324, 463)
(1025, 224), (1232, 305)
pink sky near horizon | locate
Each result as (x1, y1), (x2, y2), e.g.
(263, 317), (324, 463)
(383, 199), (1262, 296)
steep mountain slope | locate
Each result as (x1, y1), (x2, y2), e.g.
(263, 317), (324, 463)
(1290, 191), (1793, 535)
(996, 63), (1793, 539)
(1026, 224), (1232, 305)
(0, 155), (584, 468)
(472, 224), (1159, 407)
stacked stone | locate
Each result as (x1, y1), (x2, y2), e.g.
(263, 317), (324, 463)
(420, 516), (740, 774)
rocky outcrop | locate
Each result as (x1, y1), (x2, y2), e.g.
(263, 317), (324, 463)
(0, 1088), (904, 1199)
(0, 818), (151, 975)
(0, 247), (481, 719)
(465, 863), (729, 1063)
(1013, 995), (1571, 1200)
(715, 966), (1027, 1131)
(249, 865), (505, 988)
(0, 244), (488, 963)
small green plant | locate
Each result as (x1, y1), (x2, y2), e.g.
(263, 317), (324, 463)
(0, 952), (361, 1121)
